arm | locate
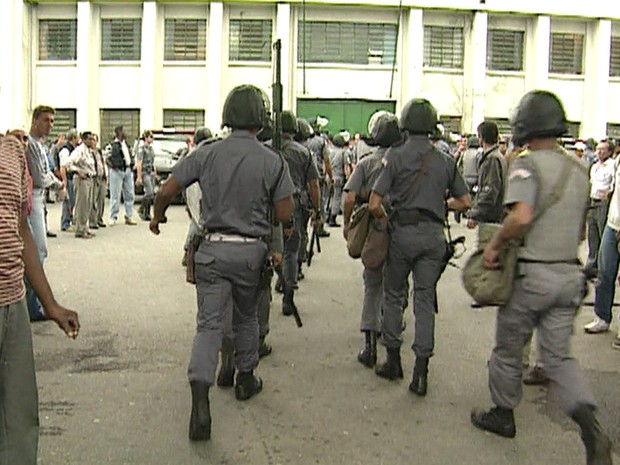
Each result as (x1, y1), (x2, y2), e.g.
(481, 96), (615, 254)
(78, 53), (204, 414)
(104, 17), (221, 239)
(150, 175), (182, 235)
(369, 191), (387, 219)
(274, 196), (294, 223)
(19, 216), (79, 338)
(324, 153), (333, 180)
(343, 191), (356, 239)
(483, 202), (533, 268)
(308, 178), (320, 213)
(448, 194), (472, 212)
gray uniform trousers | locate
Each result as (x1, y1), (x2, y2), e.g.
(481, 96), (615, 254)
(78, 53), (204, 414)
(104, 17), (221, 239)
(188, 240), (267, 385)
(283, 207), (304, 288)
(489, 262), (596, 414)
(298, 208), (310, 264)
(89, 177), (106, 227)
(330, 178), (344, 217)
(382, 222), (446, 357)
(586, 202), (609, 270)
(361, 266), (383, 333)
(0, 298), (39, 465)
(320, 178), (330, 217)
(142, 173), (155, 199)
(72, 175), (93, 235)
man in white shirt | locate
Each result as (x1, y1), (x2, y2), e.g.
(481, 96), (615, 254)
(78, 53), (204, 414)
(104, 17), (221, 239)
(584, 140), (615, 280)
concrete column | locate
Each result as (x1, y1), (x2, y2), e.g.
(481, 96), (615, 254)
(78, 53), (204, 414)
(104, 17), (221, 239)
(0, 0), (15, 131)
(206, 2), (224, 131)
(276, 3), (292, 110)
(400, 8), (424, 109)
(140, 1), (157, 132)
(525, 15), (550, 90)
(76, 1), (92, 130)
(581, 19), (611, 139)
(462, 11), (487, 133)
(0, 0), (26, 130)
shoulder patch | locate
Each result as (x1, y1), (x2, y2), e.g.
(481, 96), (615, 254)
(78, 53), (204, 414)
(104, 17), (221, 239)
(381, 158), (388, 167)
(509, 168), (532, 180)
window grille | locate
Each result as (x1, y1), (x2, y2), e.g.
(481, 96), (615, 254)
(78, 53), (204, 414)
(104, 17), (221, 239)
(101, 18), (142, 61)
(164, 19), (207, 61)
(39, 19), (77, 60)
(229, 19), (272, 62)
(49, 109), (77, 142)
(565, 121), (581, 138)
(607, 123), (620, 138)
(163, 110), (205, 130)
(423, 26), (464, 69)
(610, 36), (620, 77)
(439, 116), (462, 134)
(99, 109), (140, 147)
(549, 33), (584, 74)
(486, 29), (524, 71)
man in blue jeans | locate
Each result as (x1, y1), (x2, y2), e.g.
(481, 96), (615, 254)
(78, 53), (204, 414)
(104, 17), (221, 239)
(105, 125), (137, 226)
(584, 142), (620, 346)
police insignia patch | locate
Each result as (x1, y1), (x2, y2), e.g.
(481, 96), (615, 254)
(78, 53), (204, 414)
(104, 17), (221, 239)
(509, 168), (531, 180)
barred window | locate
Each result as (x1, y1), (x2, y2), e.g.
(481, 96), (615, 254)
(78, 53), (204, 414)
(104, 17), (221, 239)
(611, 36), (620, 77)
(549, 33), (584, 75)
(439, 116), (462, 134)
(99, 109), (140, 147)
(101, 19), (142, 61)
(487, 29), (524, 71)
(164, 19), (206, 61)
(229, 19), (272, 62)
(566, 121), (581, 138)
(423, 26), (464, 69)
(163, 110), (205, 130)
(49, 109), (77, 142)
(298, 21), (397, 65)
(39, 19), (77, 61)
(607, 123), (620, 138)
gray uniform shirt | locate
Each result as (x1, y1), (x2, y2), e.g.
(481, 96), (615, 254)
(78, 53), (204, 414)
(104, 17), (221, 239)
(172, 130), (295, 238)
(344, 147), (384, 201)
(305, 134), (330, 177)
(137, 143), (155, 174)
(279, 136), (319, 195)
(505, 150), (589, 261)
(330, 147), (347, 180)
(373, 136), (469, 222)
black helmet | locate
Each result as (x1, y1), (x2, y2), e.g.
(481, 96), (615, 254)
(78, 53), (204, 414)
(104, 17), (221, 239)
(281, 111), (298, 134)
(510, 90), (567, 145)
(222, 85), (270, 130)
(295, 118), (313, 142)
(367, 111), (401, 147)
(399, 98), (438, 135)
(194, 127), (213, 145)
(332, 133), (346, 148)
(467, 135), (480, 148)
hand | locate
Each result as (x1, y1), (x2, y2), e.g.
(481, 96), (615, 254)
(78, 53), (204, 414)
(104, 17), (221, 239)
(466, 218), (477, 229)
(272, 252), (283, 267)
(149, 218), (162, 235)
(483, 243), (501, 269)
(343, 223), (350, 240)
(46, 304), (80, 339)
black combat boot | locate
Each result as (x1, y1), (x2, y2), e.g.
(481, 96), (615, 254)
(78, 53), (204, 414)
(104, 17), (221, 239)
(216, 349), (235, 388)
(317, 224), (331, 238)
(357, 330), (377, 368)
(328, 215), (341, 227)
(235, 371), (263, 401)
(144, 197), (152, 221)
(375, 347), (403, 380)
(297, 262), (305, 281)
(189, 381), (211, 441)
(571, 404), (612, 465)
(282, 289), (297, 316)
(470, 406), (516, 438)
(409, 357), (429, 396)
(139, 197), (149, 221)
(275, 274), (284, 294)
(258, 336), (272, 358)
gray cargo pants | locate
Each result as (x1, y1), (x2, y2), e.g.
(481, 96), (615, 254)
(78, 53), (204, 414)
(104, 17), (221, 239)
(188, 240), (267, 385)
(381, 222), (446, 357)
(361, 266), (383, 333)
(489, 262), (596, 414)
(283, 207), (304, 288)
(0, 298), (39, 465)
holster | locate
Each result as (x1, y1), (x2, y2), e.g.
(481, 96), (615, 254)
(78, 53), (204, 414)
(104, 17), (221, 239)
(186, 234), (204, 284)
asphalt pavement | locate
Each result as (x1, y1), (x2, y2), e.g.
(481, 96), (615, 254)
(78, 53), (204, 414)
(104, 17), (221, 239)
(33, 201), (620, 465)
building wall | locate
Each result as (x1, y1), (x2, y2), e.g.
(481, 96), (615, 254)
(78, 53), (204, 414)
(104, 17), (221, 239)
(2, 0), (620, 139)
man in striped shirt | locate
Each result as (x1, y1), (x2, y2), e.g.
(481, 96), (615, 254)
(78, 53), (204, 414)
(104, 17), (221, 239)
(0, 133), (80, 465)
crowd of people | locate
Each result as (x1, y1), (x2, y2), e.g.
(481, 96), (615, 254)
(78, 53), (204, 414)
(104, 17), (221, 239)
(0, 86), (618, 465)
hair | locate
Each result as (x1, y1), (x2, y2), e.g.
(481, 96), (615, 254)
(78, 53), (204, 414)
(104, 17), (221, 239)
(32, 105), (55, 120)
(67, 128), (79, 140)
(477, 121), (499, 145)
(142, 130), (153, 139)
(114, 126), (124, 138)
(80, 131), (93, 140)
(601, 139), (616, 156)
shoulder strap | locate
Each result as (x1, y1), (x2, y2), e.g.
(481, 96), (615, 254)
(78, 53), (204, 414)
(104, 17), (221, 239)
(529, 150), (575, 225)
(399, 148), (435, 205)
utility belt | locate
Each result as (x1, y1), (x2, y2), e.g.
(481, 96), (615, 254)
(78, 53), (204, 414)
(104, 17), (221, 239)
(518, 258), (580, 265)
(391, 208), (443, 227)
(205, 232), (261, 243)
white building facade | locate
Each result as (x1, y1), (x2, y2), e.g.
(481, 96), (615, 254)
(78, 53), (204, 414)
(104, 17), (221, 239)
(0, 0), (619, 143)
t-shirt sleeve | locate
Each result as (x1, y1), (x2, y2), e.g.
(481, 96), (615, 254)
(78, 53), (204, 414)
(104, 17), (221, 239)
(344, 162), (364, 194)
(504, 156), (537, 207)
(271, 157), (296, 202)
(371, 155), (393, 196)
(171, 149), (201, 188)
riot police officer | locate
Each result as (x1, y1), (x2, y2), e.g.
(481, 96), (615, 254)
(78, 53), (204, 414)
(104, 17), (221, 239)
(150, 84), (295, 441)
(470, 90), (612, 465)
(305, 119), (332, 237)
(368, 98), (471, 395)
(295, 118), (316, 275)
(276, 111), (321, 317)
(343, 110), (401, 367)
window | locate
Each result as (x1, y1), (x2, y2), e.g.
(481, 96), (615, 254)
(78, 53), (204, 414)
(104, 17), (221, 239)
(611, 36), (620, 77)
(164, 19), (206, 61)
(49, 109), (77, 142)
(99, 109), (140, 147)
(566, 121), (581, 138)
(484, 118), (511, 136)
(298, 21), (397, 65)
(607, 123), (620, 138)
(229, 19), (272, 62)
(423, 26), (464, 69)
(439, 116), (462, 134)
(39, 19), (77, 61)
(101, 19), (142, 61)
(549, 33), (584, 74)
(487, 29), (524, 71)
(163, 110), (205, 130)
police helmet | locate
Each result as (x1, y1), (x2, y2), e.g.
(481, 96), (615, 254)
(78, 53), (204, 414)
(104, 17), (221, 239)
(510, 90), (567, 145)
(194, 127), (213, 145)
(296, 118), (314, 142)
(399, 98), (438, 135)
(332, 133), (347, 148)
(367, 111), (401, 148)
(222, 85), (270, 130)
(281, 111), (298, 134)
(467, 135), (480, 149)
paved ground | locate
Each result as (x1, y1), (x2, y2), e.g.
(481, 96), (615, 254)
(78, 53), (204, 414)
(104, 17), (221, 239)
(33, 201), (620, 465)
